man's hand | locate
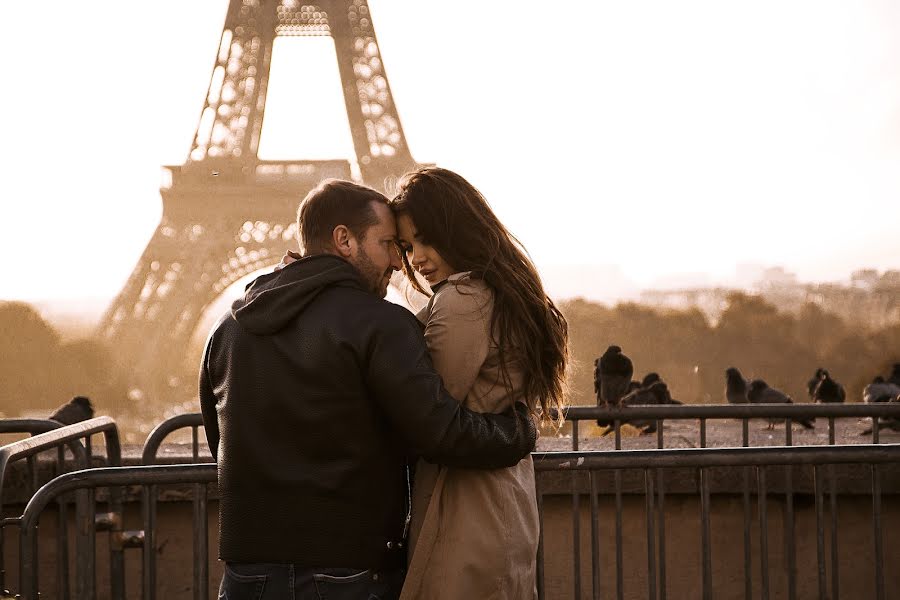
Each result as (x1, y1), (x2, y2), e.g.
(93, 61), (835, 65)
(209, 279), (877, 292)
(274, 250), (302, 271)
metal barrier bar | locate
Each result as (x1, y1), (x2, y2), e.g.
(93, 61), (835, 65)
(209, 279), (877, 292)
(570, 420), (581, 600)
(813, 465), (826, 600)
(141, 413), (207, 464)
(533, 444), (899, 600)
(562, 404), (900, 421)
(17, 464), (216, 600)
(589, 471), (600, 600)
(1, 418), (115, 598)
(140, 413), (209, 600)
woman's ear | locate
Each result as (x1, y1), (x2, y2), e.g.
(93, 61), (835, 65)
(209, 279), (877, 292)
(331, 224), (356, 258)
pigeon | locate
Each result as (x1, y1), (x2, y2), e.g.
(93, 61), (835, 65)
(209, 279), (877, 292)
(863, 377), (900, 404)
(641, 372), (662, 388)
(807, 368), (826, 400)
(860, 382), (900, 435)
(48, 396), (94, 425)
(813, 371), (846, 403)
(598, 346), (633, 408)
(603, 381), (683, 435)
(725, 367), (749, 404)
(747, 380), (814, 430)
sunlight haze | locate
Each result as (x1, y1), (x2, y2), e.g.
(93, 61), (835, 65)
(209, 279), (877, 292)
(1, 0), (898, 310)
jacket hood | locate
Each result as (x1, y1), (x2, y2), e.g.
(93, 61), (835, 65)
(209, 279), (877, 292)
(231, 254), (364, 334)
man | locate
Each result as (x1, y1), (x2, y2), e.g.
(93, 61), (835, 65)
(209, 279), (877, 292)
(199, 179), (536, 599)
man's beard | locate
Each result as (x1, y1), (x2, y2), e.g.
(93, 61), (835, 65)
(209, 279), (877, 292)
(353, 247), (391, 297)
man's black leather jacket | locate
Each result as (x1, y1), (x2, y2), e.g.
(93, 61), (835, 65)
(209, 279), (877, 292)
(199, 254), (536, 569)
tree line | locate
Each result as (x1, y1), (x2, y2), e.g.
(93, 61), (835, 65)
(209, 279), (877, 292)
(561, 292), (900, 408)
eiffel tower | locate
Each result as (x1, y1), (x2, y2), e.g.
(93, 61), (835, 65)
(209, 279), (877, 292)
(99, 0), (419, 402)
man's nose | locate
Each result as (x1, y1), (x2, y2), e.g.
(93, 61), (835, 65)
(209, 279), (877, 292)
(390, 249), (402, 271)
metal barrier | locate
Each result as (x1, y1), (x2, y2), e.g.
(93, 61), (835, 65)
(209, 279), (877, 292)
(0, 419), (63, 437)
(141, 413), (207, 465)
(141, 413), (210, 600)
(533, 444), (900, 600)
(16, 464), (216, 600)
(549, 403), (900, 599)
(4, 412), (900, 599)
(558, 404), (900, 451)
(0, 417), (121, 599)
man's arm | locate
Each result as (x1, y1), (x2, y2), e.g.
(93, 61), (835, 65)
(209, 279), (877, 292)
(365, 306), (536, 469)
(198, 334), (221, 461)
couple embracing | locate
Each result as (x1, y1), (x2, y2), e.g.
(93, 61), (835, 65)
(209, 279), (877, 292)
(200, 167), (568, 599)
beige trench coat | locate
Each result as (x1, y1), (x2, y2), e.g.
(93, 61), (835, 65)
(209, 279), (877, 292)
(399, 273), (539, 600)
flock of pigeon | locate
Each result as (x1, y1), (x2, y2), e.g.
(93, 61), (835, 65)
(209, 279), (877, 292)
(593, 345), (682, 435)
(594, 344), (900, 435)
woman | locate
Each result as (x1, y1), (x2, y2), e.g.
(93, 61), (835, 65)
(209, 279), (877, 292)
(392, 167), (568, 599)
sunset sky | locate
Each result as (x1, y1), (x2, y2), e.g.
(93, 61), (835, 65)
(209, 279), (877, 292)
(2, 0), (899, 311)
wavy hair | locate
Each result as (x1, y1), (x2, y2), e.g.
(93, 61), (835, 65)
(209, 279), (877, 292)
(391, 167), (568, 423)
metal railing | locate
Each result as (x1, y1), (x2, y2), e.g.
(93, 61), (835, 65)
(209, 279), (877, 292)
(533, 444), (900, 600)
(141, 412), (211, 600)
(0, 417), (121, 599)
(558, 403), (900, 450)
(4, 412), (900, 599)
(15, 464), (216, 600)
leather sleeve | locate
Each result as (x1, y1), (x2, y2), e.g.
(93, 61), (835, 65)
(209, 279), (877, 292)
(198, 332), (221, 461)
(364, 306), (535, 469)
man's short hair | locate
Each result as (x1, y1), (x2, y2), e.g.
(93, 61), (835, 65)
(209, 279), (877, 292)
(297, 180), (389, 254)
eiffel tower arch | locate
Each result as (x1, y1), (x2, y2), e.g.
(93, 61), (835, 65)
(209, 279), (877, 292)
(99, 0), (420, 403)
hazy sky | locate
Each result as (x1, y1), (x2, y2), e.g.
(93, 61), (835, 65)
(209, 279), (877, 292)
(2, 0), (899, 307)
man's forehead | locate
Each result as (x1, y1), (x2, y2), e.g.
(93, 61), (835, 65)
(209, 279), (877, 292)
(372, 202), (397, 235)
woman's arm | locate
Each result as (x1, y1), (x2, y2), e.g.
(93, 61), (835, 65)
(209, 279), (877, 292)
(424, 281), (493, 403)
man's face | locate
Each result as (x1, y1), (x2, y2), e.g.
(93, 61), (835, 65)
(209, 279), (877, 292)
(350, 202), (402, 297)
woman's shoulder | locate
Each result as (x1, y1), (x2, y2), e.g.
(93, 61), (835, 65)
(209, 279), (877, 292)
(431, 272), (493, 318)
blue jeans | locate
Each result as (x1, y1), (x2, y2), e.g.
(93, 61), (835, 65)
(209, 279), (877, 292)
(218, 562), (403, 600)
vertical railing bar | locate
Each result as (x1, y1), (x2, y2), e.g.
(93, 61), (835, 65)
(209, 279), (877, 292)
(572, 419), (582, 600)
(615, 468), (624, 600)
(645, 469), (657, 600)
(827, 418), (835, 446)
(614, 419), (622, 451)
(657, 468), (667, 600)
(759, 466), (770, 600)
(814, 465), (826, 600)
(742, 419), (749, 447)
(872, 464), (884, 600)
(657, 420), (664, 449)
(590, 471), (601, 600)
(872, 418), (880, 444)
(56, 445), (71, 600)
(572, 472), (582, 600)
(828, 462), (839, 600)
(785, 418), (792, 447)
(700, 419), (707, 448)
(700, 467), (712, 600)
(536, 477), (545, 600)
(785, 463), (796, 600)
(192, 423), (207, 600)
(742, 465), (752, 600)
(145, 483), (158, 600)
(26, 455), (38, 497)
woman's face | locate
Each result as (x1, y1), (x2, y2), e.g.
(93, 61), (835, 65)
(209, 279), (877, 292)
(396, 213), (456, 287)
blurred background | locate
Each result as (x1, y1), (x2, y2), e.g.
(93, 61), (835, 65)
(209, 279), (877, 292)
(1, 0), (898, 441)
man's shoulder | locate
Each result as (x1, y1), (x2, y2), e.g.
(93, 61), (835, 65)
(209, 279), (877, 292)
(323, 286), (421, 329)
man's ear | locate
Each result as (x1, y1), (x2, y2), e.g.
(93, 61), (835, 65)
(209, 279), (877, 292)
(331, 225), (356, 258)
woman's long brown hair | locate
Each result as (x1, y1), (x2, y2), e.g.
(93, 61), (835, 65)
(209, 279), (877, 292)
(392, 167), (568, 423)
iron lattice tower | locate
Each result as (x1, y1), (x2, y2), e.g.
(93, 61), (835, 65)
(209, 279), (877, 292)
(99, 0), (418, 400)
